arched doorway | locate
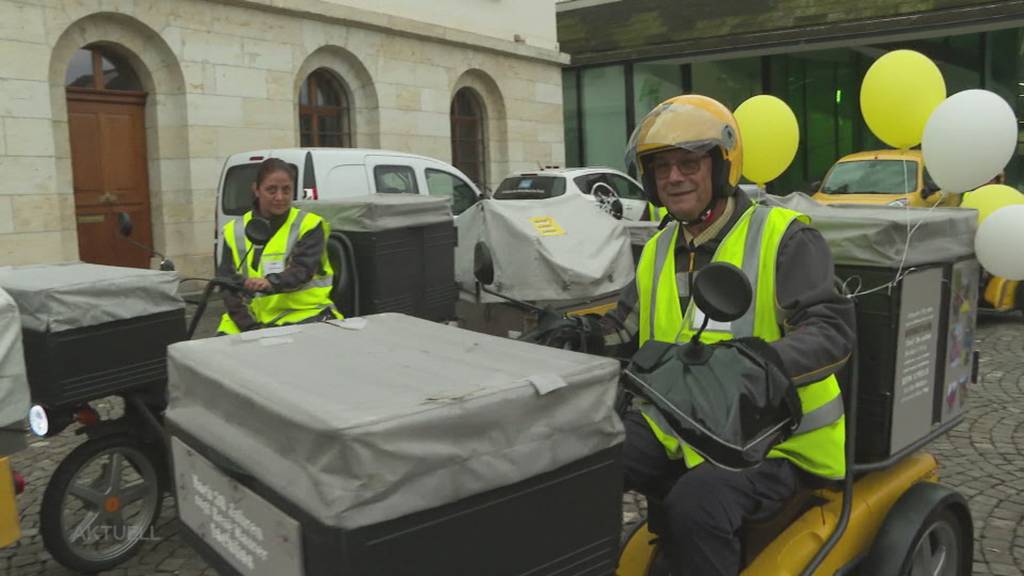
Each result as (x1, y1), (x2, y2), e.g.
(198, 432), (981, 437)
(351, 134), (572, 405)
(65, 45), (152, 268)
(450, 88), (487, 189)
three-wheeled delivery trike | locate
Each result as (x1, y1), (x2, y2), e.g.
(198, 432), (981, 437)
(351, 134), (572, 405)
(163, 196), (979, 575)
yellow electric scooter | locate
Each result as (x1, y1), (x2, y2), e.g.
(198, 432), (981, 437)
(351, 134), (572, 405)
(611, 264), (973, 576)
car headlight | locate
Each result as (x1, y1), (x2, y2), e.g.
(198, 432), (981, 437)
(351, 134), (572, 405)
(888, 198), (909, 208)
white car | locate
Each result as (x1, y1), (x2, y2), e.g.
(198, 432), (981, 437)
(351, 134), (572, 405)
(493, 168), (649, 221)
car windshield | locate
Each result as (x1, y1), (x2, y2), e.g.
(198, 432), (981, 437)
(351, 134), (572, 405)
(821, 159), (918, 195)
(493, 176), (565, 199)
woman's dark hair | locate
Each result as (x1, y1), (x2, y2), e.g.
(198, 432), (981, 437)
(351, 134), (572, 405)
(254, 157), (297, 188)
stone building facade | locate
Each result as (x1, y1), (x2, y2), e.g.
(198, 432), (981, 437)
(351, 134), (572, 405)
(0, 0), (567, 275)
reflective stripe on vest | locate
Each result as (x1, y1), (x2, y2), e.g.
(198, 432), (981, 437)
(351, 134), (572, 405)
(218, 208), (338, 333)
(635, 204), (846, 479)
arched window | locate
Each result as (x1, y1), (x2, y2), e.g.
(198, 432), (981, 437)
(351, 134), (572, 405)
(450, 88), (486, 188)
(65, 46), (143, 92)
(299, 69), (351, 147)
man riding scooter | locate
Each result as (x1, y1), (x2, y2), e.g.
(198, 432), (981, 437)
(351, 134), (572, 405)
(571, 95), (858, 575)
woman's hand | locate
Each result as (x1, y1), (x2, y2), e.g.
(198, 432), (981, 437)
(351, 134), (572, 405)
(244, 277), (272, 292)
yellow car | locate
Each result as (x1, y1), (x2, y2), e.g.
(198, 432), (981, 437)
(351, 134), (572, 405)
(813, 149), (960, 208)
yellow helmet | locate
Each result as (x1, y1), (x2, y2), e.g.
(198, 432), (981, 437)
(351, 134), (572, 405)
(625, 95), (743, 206)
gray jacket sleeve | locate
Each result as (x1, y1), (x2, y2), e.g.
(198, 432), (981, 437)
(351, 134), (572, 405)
(772, 222), (857, 385)
(217, 240), (258, 331)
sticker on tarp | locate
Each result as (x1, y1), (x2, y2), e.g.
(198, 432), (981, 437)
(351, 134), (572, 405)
(529, 216), (566, 237)
(172, 437), (304, 576)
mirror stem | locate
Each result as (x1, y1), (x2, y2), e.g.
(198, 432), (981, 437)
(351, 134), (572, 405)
(121, 236), (168, 262)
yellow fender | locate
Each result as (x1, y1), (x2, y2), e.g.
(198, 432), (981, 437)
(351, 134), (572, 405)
(617, 453), (939, 576)
(0, 457), (20, 548)
(983, 276), (1019, 311)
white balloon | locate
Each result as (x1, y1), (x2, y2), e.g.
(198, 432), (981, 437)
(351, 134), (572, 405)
(922, 89), (1018, 194)
(975, 205), (1024, 280)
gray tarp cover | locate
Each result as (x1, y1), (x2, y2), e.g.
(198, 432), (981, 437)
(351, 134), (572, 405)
(455, 195), (634, 302)
(165, 313), (624, 529)
(0, 288), (29, 431)
(295, 195), (452, 232)
(753, 191), (977, 267)
(0, 263), (183, 332)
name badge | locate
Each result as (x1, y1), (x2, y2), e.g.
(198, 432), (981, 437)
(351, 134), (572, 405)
(692, 307), (732, 332)
(263, 258), (285, 274)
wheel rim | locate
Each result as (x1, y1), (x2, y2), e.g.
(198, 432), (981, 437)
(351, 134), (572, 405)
(58, 444), (160, 563)
(909, 518), (959, 576)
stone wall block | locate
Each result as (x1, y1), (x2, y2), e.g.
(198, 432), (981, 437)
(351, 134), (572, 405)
(0, 156), (55, 195)
(0, 196), (12, 234)
(213, 65), (268, 98)
(242, 37), (295, 72)
(0, 80), (52, 118)
(241, 98), (294, 129)
(13, 194), (62, 232)
(187, 93), (245, 126)
(5, 118), (56, 157)
(0, 1), (46, 44)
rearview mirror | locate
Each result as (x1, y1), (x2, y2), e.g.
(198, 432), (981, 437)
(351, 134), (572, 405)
(692, 262), (752, 323)
(244, 218), (273, 246)
(473, 242), (495, 286)
(117, 212), (133, 237)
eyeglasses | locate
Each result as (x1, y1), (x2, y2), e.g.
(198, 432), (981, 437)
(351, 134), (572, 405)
(650, 155), (707, 179)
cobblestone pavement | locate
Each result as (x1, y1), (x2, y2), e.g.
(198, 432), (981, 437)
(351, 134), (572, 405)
(3, 308), (1023, 575)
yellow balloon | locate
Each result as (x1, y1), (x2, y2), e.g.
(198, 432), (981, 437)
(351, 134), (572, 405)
(960, 184), (1024, 224)
(861, 50), (946, 149)
(734, 95), (799, 186)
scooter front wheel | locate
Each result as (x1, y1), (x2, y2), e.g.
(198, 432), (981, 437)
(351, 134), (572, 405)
(40, 433), (164, 573)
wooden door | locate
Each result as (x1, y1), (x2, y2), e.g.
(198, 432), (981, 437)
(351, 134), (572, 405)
(67, 90), (152, 268)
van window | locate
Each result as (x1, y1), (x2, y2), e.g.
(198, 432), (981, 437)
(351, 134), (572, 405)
(374, 165), (419, 194)
(426, 169), (477, 215)
(222, 162), (298, 215)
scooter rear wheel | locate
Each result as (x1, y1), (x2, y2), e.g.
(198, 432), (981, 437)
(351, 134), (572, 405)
(40, 433), (164, 573)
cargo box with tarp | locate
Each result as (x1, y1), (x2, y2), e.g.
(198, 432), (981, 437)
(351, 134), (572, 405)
(0, 288), (29, 456)
(755, 192), (979, 463)
(166, 313), (624, 576)
(455, 194), (635, 335)
(0, 263), (185, 410)
(296, 195), (457, 322)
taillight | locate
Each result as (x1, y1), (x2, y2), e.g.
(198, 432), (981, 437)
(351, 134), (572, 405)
(304, 187), (319, 200)
(74, 405), (99, 427)
(249, 155), (264, 161)
(12, 471), (24, 495)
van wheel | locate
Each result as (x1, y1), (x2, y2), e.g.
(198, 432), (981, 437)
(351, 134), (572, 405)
(859, 482), (972, 576)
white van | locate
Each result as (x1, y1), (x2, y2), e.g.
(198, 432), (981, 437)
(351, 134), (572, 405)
(214, 148), (482, 260)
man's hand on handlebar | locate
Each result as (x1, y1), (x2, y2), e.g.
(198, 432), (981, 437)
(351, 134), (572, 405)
(243, 277), (272, 292)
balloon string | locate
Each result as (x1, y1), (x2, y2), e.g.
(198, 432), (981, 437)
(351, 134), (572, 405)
(847, 189), (949, 298)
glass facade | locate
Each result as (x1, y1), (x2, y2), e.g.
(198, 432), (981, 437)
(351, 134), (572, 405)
(581, 65), (628, 171)
(563, 28), (1024, 191)
(633, 59), (684, 121)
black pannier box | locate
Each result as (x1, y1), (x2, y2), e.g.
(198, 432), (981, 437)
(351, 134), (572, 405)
(755, 194), (979, 464)
(0, 263), (186, 409)
(297, 196), (457, 321)
(166, 315), (626, 576)
(835, 258), (978, 463)
(170, 430), (622, 576)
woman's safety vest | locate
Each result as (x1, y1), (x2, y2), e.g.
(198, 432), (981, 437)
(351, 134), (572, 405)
(635, 204), (846, 479)
(217, 208), (338, 334)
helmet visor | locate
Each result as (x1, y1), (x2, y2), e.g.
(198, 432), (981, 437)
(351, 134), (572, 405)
(625, 100), (737, 171)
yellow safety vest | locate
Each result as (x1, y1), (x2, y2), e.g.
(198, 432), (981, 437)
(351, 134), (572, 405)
(648, 203), (669, 222)
(217, 208), (340, 334)
(635, 204), (846, 479)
